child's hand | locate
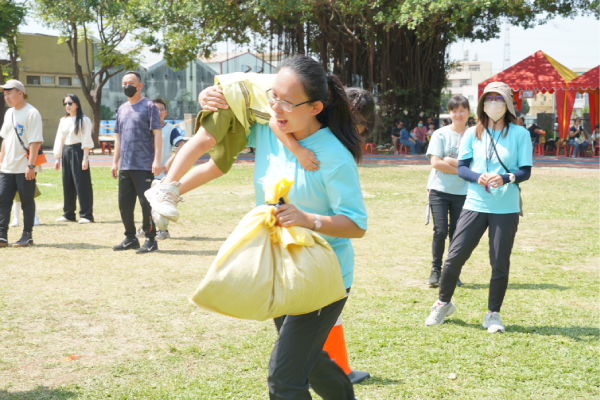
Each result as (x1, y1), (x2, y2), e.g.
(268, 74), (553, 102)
(298, 147), (320, 171)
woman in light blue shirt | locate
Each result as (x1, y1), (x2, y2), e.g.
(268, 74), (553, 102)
(425, 95), (470, 288)
(426, 82), (532, 333)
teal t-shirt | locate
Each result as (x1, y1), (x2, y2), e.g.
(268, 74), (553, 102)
(458, 123), (533, 214)
(248, 124), (367, 289)
(426, 126), (469, 195)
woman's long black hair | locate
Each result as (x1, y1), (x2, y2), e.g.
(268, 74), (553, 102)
(63, 93), (84, 135)
(280, 56), (364, 162)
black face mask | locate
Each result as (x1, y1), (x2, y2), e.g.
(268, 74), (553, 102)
(123, 84), (138, 98)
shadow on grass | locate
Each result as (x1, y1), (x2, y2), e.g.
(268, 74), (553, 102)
(461, 283), (570, 291)
(160, 249), (219, 256)
(446, 319), (598, 341)
(0, 386), (78, 399)
(358, 376), (402, 385)
(175, 236), (226, 242)
(36, 243), (110, 250)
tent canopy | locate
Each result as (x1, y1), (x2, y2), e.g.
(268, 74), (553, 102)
(568, 66), (599, 92)
(566, 66), (600, 131)
(478, 50), (578, 94)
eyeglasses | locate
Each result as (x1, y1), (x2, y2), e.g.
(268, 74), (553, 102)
(266, 89), (313, 112)
(63, 102), (73, 106)
(157, 108), (167, 113)
(484, 96), (505, 103)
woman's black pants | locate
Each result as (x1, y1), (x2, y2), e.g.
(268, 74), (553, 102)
(62, 143), (94, 221)
(439, 210), (519, 312)
(268, 290), (354, 399)
(429, 189), (466, 271)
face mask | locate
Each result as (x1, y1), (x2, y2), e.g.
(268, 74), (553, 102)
(123, 84), (138, 98)
(418, 124), (423, 127)
(483, 101), (507, 122)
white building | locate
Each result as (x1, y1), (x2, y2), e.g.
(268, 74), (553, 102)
(443, 52), (494, 114)
(199, 51), (277, 75)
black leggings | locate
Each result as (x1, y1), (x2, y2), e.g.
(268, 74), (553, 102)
(429, 190), (466, 271)
(439, 210), (519, 312)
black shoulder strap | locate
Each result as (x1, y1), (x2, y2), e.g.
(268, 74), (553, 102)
(12, 112), (28, 152)
(486, 127), (510, 174)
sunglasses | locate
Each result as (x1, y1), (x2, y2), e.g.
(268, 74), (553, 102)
(484, 96), (505, 103)
(63, 102), (74, 106)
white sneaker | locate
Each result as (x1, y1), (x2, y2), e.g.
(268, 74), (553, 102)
(483, 312), (505, 333)
(145, 181), (183, 222)
(136, 228), (145, 238)
(9, 219), (19, 227)
(56, 216), (70, 222)
(425, 301), (456, 326)
(152, 209), (170, 231)
(78, 218), (92, 224)
(156, 230), (171, 241)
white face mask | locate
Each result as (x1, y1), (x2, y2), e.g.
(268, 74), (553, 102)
(484, 101), (507, 122)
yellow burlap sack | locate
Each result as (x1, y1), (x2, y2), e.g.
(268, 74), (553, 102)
(190, 177), (347, 321)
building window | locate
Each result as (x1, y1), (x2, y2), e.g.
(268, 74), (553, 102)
(468, 95), (474, 100)
(59, 77), (72, 86)
(27, 76), (41, 85)
(469, 65), (480, 71)
(42, 76), (55, 85)
(460, 79), (471, 87)
(72, 77), (80, 86)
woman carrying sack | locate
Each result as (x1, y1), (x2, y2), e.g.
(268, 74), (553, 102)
(425, 95), (470, 288)
(246, 56), (367, 399)
(53, 94), (94, 223)
(425, 82), (532, 333)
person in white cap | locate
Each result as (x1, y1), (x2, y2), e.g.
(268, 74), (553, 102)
(0, 79), (44, 247)
(425, 82), (532, 333)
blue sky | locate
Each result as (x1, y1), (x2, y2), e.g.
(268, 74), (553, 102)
(22, 14), (599, 71)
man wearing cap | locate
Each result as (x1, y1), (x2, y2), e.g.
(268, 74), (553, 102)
(0, 80), (43, 247)
(110, 71), (162, 253)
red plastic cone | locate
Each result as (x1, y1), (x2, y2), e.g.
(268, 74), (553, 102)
(323, 316), (370, 384)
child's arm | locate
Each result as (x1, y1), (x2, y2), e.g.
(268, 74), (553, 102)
(269, 118), (320, 171)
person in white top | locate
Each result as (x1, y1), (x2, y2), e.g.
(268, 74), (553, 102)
(0, 79), (44, 247)
(53, 93), (95, 223)
(137, 98), (185, 240)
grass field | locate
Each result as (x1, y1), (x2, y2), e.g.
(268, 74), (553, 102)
(0, 165), (598, 399)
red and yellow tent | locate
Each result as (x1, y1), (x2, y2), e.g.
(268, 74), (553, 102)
(566, 66), (600, 131)
(478, 51), (579, 138)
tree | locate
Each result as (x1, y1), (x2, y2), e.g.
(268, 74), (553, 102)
(34, 0), (143, 145)
(141, 0), (596, 143)
(0, 0), (26, 127)
(521, 99), (530, 116)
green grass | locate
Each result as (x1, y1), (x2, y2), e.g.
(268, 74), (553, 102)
(0, 165), (598, 399)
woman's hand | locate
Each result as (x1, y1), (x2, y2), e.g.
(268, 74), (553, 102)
(198, 85), (228, 112)
(487, 173), (503, 189)
(54, 159), (60, 171)
(82, 158), (89, 171)
(477, 172), (491, 186)
(272, 204), (313, 229)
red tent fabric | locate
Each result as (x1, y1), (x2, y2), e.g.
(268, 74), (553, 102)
(478, 51), (579, 138)
(567, 66), (600, 131)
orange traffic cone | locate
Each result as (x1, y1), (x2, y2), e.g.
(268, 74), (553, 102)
(323, 316), (370, 384)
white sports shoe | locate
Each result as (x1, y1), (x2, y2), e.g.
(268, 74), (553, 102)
(9, 219), (19, 227)
(152, 209), (170, 231)
(78, 218), (92, 224)
(483, 312), (506, 333)
(136, 228), (145, 238)
(56, 216), (70, 222)
(145, 181), (182, 222)
(425, 301), (456, 326)
(156, 230), (171, 241)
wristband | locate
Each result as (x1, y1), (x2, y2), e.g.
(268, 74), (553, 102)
(312, 214), (322, 231)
